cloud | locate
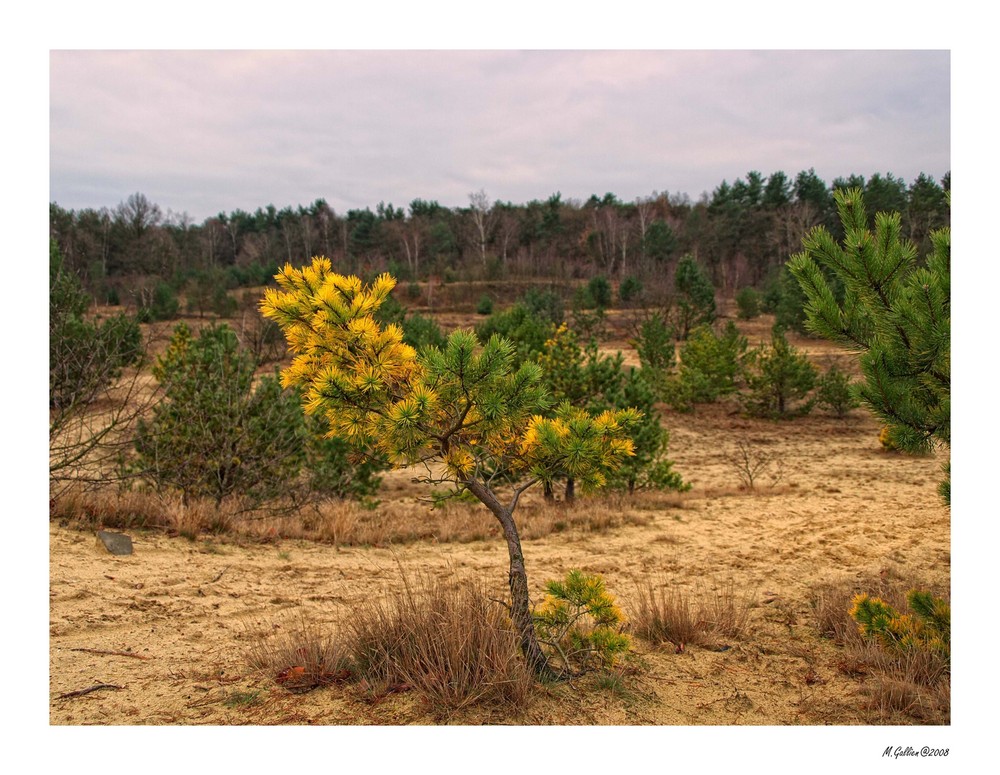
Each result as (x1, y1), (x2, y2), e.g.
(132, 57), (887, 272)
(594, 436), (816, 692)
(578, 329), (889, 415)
(49, 50), (949, 220)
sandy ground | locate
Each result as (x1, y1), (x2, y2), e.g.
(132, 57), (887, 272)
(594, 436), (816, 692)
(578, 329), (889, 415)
(49, 393), (950, 727)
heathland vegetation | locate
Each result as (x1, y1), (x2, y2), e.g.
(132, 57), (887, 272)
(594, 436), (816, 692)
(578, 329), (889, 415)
(48, 170), (950, 724)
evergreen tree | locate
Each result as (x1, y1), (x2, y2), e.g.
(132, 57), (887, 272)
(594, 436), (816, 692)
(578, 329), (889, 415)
(672, 255), (716, 339)
(739, 325), (817, 418)
(536, 325), (687, 499)
(260, 259), (638, 679)
(134, 323), (305, 506)
(665, 322), (748, 411)
(815, 363), (860, 418)
(605, 368), (689, 494)
(788, 189), (950, 500)
(632, 310), (676, 396)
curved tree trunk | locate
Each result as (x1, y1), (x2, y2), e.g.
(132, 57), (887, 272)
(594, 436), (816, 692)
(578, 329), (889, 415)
(460, 475), (557, 681)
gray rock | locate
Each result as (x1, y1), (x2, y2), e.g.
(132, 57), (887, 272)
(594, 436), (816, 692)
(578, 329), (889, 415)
(97, 530), (133, 556)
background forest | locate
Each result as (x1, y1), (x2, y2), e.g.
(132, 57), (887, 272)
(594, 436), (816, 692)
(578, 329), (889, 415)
(49, 169), (949, 319)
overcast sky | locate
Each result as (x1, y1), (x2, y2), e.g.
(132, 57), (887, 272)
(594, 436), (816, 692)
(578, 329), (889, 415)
(49, 49), (949, 222)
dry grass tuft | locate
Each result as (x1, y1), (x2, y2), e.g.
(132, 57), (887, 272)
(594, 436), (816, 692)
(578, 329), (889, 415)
(242, 615), (353, 693)
(52, 484), (659, 547)
(239, 571), (535, 713)
(630, 578), (755, 650)
(809, 570), (950, 724)
(345, 572), (534, 713)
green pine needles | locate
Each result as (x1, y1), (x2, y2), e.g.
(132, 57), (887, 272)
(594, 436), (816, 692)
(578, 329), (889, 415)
(789, 188), (950, 500)
(850, 589), (950, 666)
(533, 570), (630, 676)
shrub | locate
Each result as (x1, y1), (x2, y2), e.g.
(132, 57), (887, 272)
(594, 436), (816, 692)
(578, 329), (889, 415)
(739, 325), (817, 418)
(533, 570), (630, 676)
(725, 434), (784, 491)
(521, 286), (564, 325)
(137, 281), (180, 322)
(400, 312), (446, 352)
(211, 286), (238, 318)
(50, 241), (146, 488)
(850, 590), (950, 665)
(618, 275), (643, 305)
(134, 322), (305, 506)
(476, 302), (554, 363)
(816, 363), (860, 417)
(664, 322), (747, 410)
(735, 286), (761, 319)
(50, 243), (143, 410)
(586, 275), (613, 310)
(476, 295), (494, 315)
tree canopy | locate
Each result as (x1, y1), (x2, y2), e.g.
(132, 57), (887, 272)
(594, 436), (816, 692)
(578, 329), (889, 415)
(788, 188), (950, 499)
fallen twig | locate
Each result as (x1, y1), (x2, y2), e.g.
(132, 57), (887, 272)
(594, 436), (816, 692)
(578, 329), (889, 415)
(70, 647), (150, 660)
(56, 683), (123, 700)
(211, 566), (231, 583)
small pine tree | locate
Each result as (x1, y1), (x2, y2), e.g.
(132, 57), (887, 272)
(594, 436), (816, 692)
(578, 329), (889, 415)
(618, 275), (643, 305)
(261, 259), (638, 680)
(586, 275), (613, 310)
(476, 296), (559, 364)
(735, 286), (761, 320)
(673, 255), (717, 339)
(739, 325), (817, 418)
(762, 265), (811, 334)
(850, 589), (950, 664)
(134, 323), (305, 506)
(605, 368), (689, 494)
(533, 570), (630, 676)
(664, 322), (748, 410)
(537, 325), (687, 498)
(631, 310), (676, 396)
(816, 363), (860, 418)
(788, 188), (950, 500)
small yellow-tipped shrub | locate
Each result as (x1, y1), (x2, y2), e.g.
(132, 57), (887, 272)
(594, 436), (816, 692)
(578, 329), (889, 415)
(850, 589), (950, 665)
(533, 570), (630, 676)
(879, 425), (899, 451)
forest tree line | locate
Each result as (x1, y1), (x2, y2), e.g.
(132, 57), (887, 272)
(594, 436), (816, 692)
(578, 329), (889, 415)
(49, 168), (950, 311)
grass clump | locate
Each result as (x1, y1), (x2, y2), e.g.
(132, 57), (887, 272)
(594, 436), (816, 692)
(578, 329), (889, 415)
(346, 574), (534, 711)
(243, 615), (354, 693)
(810, 571), (950, 724)
(243, 572), (534, 714)
(630, 579), (754, 650)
